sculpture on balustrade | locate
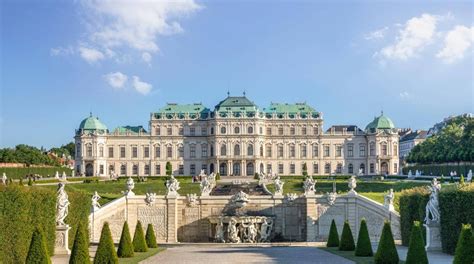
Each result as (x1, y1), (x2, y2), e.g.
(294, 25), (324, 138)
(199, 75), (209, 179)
(274, 176), (284, 196)
(424, 178), (441, 224)
(303, 176), (316, 195)
(166, 175), (181, 196)
(91, 191), (101, 211)
(56, 183), (70, 226)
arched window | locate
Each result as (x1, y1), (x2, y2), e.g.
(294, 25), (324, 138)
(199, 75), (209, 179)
(247, 144), (254, 156)
(234, 127), (240, 134)
(220, 144), (227, 156)
(132, 164), (138, 175)
(220, 126), (226, 134)
(348, 163), (353, 174)
(247, 126), (253, 134)
(234, 144), (241, 156)
(120, 164), (126, 175)
(210, 127), (214, 134)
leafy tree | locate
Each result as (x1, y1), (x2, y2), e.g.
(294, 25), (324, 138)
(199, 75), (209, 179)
(26, 226), (51, 264)
(69, 222), (90, 264)
(165, 162), (172, 176)
(145, 224), (158, 248)
(374, 221), (399, 264)
(117, 221), (134, 258)
(132, 221), (148, 252)
(302, 163), (308, 176)
(94, 222), (118, 264)
(327, 219), (340, 247)
(355, 218), (373, 256)
(339, 220), (355, 251)
(453, 224), (474, 264)
(405, 221), (428, 264)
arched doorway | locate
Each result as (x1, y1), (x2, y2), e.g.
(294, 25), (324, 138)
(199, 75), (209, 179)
(209, 163), (215, 173)
(246, 163), (254, 176)
(381, 162), (389, 175)
(85, 163), (94, 176)
(233, 163), (241, 176)
(219, 162), (227, 176)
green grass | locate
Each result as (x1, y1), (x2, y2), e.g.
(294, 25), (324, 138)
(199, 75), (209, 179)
(321, 247), (406, 264)
(118, 247), (165, 264)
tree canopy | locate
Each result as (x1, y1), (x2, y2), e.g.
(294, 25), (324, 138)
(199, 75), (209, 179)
(0, 142), (75, 166)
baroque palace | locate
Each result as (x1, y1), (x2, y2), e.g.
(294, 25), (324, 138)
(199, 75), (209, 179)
(75, 95), (399, 177)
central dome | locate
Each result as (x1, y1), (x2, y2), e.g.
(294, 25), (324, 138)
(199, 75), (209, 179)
(78, 113), (108, 132)
(365, 113), (395, 131)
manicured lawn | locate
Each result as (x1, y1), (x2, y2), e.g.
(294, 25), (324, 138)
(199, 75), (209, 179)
(118, 247), (165, 264)
(321, 247), (405, 264)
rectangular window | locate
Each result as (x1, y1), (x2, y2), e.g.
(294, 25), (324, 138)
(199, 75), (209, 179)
(289, 145), (295, 158)
(190, 127), (195, 136)
(108, 147), (114, 158)
(155, 127), (160, 135)
(155, 164), (161, 175)
(266, 127), (272, 135)
(302, 127), (307, 135)
(278, 164), (284, 174)
(278, 145), (284, 158)
(290, 127), (295, 135)
(179, 127), (184, 135)
(86, 145), (92, 157)
(324, 145), (330, 157)
(313, 145), (319, 157)
(324, 164), (331, 174)
(155, 145), (161, 158)
(301, 145), (307, 158)
(370, 163), (375, 173)
(167, 146), (172, 158)
(359, 144), (366, 157)
(313, 126), (318, 135)
(201, 145), (208, 157)
(266, 145), (272, 158)
(178, 146), (184, 158)
(144, 146), (150, 158)
(99, 165), (104, 174)
(190, 145), (196, 158)
(313, 163), (319, 174)
(347, 144), (354, 157)
(167, 127), (172, 135)
(132, 146), (138, 158)
(290, 164), (295, 174)
(267, 164), (272, 174)
(201, 127), (207, 136)
(190, 164), (196, 175)
(120, 146), (126, 158)
(370, 143), (375, 156)
(144, 165), (150, 175)
(336, 145), (342, 157)
(381, 144), (388, 156)
(394, 163), (398, 174)
(278, 127), (283, 135)
(178, 165), (184, 175)
(99, 146), (104, 157)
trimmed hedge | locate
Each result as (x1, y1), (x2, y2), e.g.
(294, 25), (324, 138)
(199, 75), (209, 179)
(26, 226), (51, 264)
(405, 221), (428, 264)
(117, 222), (134, 258)
(327, 219), (339, 247)
(402, 163), (473, 177)
(69, 222), (90, 264)
(145, 224), (158, 248)
(339, 220), (355, 251)
(0, 167), (72, 179)
(374, 221), (399, 264)
(94, 222), (118, 264)
(355, 218), (373, 257)
(132, 221), (148, 252)
(398, 187), (429, 246)
(65, 190), (91, 249)
(453, 224), (474, 264)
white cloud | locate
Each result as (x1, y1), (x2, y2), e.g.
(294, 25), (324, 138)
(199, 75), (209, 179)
(377, 14), (438, 60)
(436, 25), (474, 63)
(142, 52), (152, 64)
(81, 0), (201, 53)
(399, 91), (411, 100)
(79, 47), (105, 63)
(365, 27), (388, 40)
(50, 46), (74, 56)
(132, 76), (152, 95)
(104, 72), (128, 89)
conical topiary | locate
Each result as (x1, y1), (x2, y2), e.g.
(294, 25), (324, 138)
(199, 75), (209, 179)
(355, 218), (373, 256)
(339, 220), (355, 251)
(132, 221), (148, 252)
(117, 221), (134, 258)
(453, 224), (474, 264)
(94, 222), (118, 264)
(405, 221), (427, 264)
(69, 222), (91, 264)
(374, 221), (399, 264)
(327, 219), (340, 247)
(145, 224), (158, 248)
(26, 226), (51, 264)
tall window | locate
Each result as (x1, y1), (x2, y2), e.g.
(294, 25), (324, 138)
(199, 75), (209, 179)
(210, 145), (214, 157)
(323, 145), (330, 157)
(86, 144), (92, 157)
(167, 146), (172, 158)
(278, 127), (284, 135)
(301, 144), (307, 158)
(290, 164), (295, 174)
(221, 144), (227, 156)
(312, 144), (319, 157)
(190, 145), (196, 158)
(155, 164), (161, 175)
(144, 165), (150, 175)
(76, 144), (81, 157)
(369, 142), (375, 156)
(190, 164), (196, 175)
(144, 146), (149, 158)
(381, 142), (388, 156)
(260, 145), (264, 157)
(99, 146), (104, 157)
(313, 126), (319, 135)
(348, 163), (353, 174)
(108, 147), (114, 158)
(359, 163), (365, 174)
(120, 146), (126, 158)
(234, 144), (240, 156)
(324, 163), (331, 174)
(234, 127), (240, 134)
(359, 144), (366, 157)
(278, 144), (283, 158)
(155, 127), (160, 135)
(266, 127), (272, 135)
(302, 126), (307, 135)
(290, 127), (295, 135)
(155, 145), (161, 158)
(335, 145), (342, 157)
(259, 127), (262, 134)
(132, 164), (138, 175)
(221, 127), (226, 134)
(178, 145), (184, 158)
(247, 126), (253, 134)
(100, 165), (104, 174)
(247, 144), (254, 156)
(394, 163), (398, 173)
(190, 127), (195, 136)
(201, 164), (207, 174)
(201, 144), (208, 157)
(336, 163), (342, 174)
(167, 127), (172, 135)
(178, 127), (183, 135)
(178, 165), (184, 175)
(289, 145), (295, 158)
(347, 144), (353, 157)
(313, 163), (319, 174)
(393, 144), (398, 156)
(120, 164), (126, 175)
(210, 127), (214, 134)
(370, 163), (375, 173)
(266, 145), (272, 157)
(201, 127), (207, 136)
(132, 146), (138, 158)
(278, 164), (284, 174)
(267, 164), (272, 174)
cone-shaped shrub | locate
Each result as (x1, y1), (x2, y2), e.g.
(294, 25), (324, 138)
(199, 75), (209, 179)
(327, 219), (340, 247)
(453, 224), (474, 264)
(355, 218), (373, 256)
(405, 221), (427, 264)
(26, 226), (51, 264)
(117, 221), (134, 258)
(145, 224), (158, 248)
(69, 222), (91, 264)
(94, 222), (118, 264)
(132, 221), (148, 252)
(339, 220), (355, 251)
(374, 221), (399, 264)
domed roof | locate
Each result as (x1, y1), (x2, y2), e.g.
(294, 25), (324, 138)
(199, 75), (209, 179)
(365, 112), (395, 131)
(79, 113), (108, 131)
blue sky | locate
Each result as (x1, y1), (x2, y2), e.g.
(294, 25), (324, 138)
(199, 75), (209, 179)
(1, 0), (473, 148)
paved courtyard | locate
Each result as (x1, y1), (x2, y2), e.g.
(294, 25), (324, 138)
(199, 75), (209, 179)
(140, 245), (354, 264)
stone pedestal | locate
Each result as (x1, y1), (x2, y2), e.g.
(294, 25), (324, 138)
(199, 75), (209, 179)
(424, 223), (442, 251)
(55, 225), (71, 255)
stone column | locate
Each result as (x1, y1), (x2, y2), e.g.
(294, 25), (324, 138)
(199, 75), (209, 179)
(166, 194), (179, 242)
(55, 225), (71, 255)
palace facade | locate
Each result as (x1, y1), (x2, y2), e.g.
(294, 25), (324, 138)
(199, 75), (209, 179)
(74, 95), (399, 177)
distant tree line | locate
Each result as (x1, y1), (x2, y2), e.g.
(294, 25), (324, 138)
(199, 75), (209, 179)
(0, 142), (75, 166)
(407, 116), (474, 164)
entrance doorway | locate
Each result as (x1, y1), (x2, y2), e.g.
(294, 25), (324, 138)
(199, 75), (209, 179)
(85, 163), (94, 176)
(219, 162), (227, 176)
(246, 163), (254, 176)
(233, 163), (241, 176)
(381, 162), (389, 175)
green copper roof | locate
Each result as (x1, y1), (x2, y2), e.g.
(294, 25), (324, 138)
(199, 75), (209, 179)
(263, 103), (319, 118)
(214, 96), (258, 113)
(365, 113), (395, 131)
(79, 114), (108, 131)
(113, 126), (147, 134)
(154, 103), (210, 119)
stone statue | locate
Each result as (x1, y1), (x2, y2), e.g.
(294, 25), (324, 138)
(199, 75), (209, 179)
(384, 188), (395, 211)
(242, 221), (258, 243)
(231, 191), (249, 208)
(145, 192), (157, 206)
(91, 191), (101, 211)
(408, 170), (413, 178)
(303, 176), (316, 195)
(424, 178), (441, 224)
(259, 218), (274, 242)
(61, 171), (67, 181)
(125, 177), (135, 196)
(56, 183), (69, 226)
(326, 182), (337, 205)
(358, 168), (363, 175)
(415, 170), (420, 177)
(55, 171), (60, 179)
(186, 193), (198, 207)
(215, 218), (225, 243)
(200, 176), (213, 196)
(166, 175), (181, 196)
(467, 170), (472, 182)
(285, 193), (298, 203)
(274, 176), (284, 196)
(348, 176), (357, 195)
(71, 170), (75, 177)
(227, 218), (240, 243)
(1, 173), (7, 185)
